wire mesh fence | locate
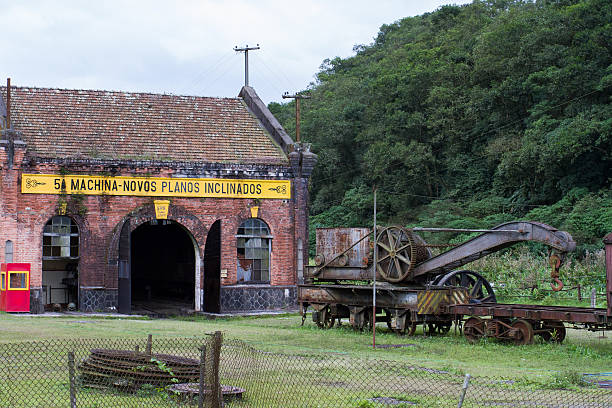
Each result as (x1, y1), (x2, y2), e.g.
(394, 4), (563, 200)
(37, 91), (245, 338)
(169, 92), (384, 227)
(0, 334), (223, 408)
(0, 334), (610, 407)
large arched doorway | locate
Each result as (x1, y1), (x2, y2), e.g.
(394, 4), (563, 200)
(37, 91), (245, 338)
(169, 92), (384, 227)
(130, 220), (196, 315)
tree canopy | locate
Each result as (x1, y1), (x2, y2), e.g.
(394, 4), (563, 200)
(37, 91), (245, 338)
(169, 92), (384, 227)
(269, 0), (612, 252)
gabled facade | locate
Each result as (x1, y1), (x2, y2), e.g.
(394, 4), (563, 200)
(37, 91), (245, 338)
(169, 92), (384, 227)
(0, 84), (316, 314)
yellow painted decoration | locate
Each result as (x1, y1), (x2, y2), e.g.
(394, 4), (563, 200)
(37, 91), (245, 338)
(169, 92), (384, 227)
(417, 290), (446, 315)
(250, 206), (259, 218)
(8, 271), (29, 291)
(154, 200), (170, 219)
(21, 174), (291, 199)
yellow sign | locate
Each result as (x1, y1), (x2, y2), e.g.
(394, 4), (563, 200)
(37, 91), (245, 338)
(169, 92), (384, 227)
(154, 200), (170, 219)
(21, 174), (291, 199)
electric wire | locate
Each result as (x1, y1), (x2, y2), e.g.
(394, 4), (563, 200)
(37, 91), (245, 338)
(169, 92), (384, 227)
(177, 50), (236, 96)
(250, 62), (288, 102)
(192, 52), (241, 97)
(252, 52), (297, 95)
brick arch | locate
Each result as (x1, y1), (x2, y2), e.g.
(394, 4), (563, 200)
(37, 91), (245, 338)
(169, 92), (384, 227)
(231, 204), (276, 236)
(107, 202), (208, 263)
(106, 202), (209, 311)
(39, 212), (89, 271)
(39, 211), (89, 241)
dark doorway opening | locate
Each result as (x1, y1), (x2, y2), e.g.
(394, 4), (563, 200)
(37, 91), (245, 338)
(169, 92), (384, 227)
(204, 220), (221, 313)
(131, 220), (195, 316)
(42, 216), (80, 312)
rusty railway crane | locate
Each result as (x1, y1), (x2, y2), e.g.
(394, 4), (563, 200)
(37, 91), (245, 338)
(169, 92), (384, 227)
(298, 222), (612, 345)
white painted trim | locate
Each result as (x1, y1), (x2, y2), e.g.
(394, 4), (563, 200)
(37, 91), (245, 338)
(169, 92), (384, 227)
(190, 233), (202, 312)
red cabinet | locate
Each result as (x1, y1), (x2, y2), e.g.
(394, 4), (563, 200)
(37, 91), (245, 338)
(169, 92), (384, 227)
(0, 263), (31, 312)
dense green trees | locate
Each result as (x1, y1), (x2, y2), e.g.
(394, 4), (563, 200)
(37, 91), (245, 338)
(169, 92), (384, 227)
(269, 0), (611, 251)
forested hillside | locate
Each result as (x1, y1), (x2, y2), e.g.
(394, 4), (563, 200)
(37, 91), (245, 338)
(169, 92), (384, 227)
(269, 0), (612, 251)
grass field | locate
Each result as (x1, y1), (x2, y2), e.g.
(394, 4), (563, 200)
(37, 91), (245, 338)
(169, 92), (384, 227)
(1, 311), (610, 379)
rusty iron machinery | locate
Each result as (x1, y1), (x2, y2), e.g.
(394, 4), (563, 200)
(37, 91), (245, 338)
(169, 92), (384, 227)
(298, 221), (612, 344)
(78, 348), (200, 389)
(309, 221), (575, 285)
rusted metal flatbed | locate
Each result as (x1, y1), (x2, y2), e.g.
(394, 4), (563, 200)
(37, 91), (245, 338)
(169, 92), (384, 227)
(443, 302), (611, 344)
(446, 303), (610, 326)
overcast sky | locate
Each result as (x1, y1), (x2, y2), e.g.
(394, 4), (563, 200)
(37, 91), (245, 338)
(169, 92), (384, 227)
(1, 0), (468, 104)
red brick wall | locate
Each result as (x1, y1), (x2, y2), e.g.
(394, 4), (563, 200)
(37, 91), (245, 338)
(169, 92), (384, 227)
(0, 159), (299, 297)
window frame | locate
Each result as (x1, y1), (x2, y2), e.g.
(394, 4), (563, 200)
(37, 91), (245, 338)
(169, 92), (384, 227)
(8, 270), (29, 291)
(5, 240), (13, 263)
(42, 216), (80, 260)
(236, 218), (272, 284)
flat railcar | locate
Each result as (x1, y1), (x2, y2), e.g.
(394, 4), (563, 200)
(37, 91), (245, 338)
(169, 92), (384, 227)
(298, 223), (612, 344)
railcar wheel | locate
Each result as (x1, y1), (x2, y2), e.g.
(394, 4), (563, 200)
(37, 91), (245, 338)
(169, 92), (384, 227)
(511, 319), (534, 345)
(464, 317), (485, 344)
(403, 322), (417, 336)
(427, 322), (452, 335)
(385, 310), (417, 335)
(540, 321), (566, 343)
(350, 309), (372, 331)
(365, 309), (374, 331)
(315, 306), (336, 329)
(385, 310), (394, 331)
(434, 270), (497, 303)
(390, 322), (417, 336)
(376, 226), (417, 283)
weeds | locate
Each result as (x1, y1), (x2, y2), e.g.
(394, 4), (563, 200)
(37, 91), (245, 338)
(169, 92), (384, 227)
(466, 246), (607, 307)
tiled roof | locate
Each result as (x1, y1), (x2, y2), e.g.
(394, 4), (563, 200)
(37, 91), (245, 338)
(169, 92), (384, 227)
(0, 86), (288, 165)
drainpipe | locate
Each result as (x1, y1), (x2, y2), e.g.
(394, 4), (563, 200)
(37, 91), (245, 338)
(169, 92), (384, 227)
(604, 233), (612, 317)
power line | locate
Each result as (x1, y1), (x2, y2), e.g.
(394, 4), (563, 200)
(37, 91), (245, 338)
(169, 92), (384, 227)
(252, 52), (296, 94)
(192, 53), (240, 96)
(250, 62), (287, 101)
(177, 51), (236, 95)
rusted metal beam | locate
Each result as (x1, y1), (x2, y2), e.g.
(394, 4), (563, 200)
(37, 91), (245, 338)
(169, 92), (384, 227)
(448, 303), (609, 324)
(410, 221), (576, 279)
(299, 284), (456, 311)
(306, 266), (378, 281)
(413, 227), (520, 233)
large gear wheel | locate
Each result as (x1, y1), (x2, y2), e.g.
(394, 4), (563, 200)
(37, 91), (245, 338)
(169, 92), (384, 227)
(376, 226), (417, 283)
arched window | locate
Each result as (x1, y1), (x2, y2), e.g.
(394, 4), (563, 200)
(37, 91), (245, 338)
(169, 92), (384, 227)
(236, 218), (271, 283)
(43, 216), (79, 259)
(5, 240), (13, 263)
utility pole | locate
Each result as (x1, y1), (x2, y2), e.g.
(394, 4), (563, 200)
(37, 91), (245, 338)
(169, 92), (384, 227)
(282, 92), (311, 142)
(372, 187), (377, 349)
(234, 44), (260, 87)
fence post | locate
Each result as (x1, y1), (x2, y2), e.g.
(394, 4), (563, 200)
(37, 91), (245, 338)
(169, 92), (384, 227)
(591, 288), (597, 308)
(208, 331), (223, 408)
(577, 284), (582, 301)
(146, 334), (153, 355)
(457, 373), (471, 408)
(198, 346), (206, 408)
(68, 351), (77, 408)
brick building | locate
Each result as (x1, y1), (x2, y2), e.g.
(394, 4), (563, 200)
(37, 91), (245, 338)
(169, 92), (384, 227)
(0, 84), (316, 314)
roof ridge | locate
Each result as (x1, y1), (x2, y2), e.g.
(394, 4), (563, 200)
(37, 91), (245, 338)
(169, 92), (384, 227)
(0, 85), (241, 101)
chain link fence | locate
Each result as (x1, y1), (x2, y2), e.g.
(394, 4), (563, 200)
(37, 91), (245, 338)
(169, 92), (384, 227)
(1, 334), (610, 407)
